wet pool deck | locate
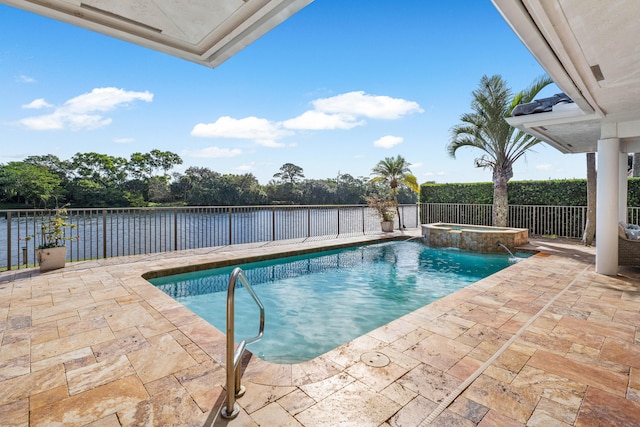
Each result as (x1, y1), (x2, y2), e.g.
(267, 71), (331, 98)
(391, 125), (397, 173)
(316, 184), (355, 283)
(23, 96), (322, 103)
(2, 230), (640, 426)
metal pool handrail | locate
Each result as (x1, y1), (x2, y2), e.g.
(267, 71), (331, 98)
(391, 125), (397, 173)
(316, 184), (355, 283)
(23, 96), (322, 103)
(221, 267), (265, 419)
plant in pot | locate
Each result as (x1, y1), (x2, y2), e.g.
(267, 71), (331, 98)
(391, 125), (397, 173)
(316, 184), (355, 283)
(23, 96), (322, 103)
(25, 206), (78, 272)
(367, 195), (396, 232)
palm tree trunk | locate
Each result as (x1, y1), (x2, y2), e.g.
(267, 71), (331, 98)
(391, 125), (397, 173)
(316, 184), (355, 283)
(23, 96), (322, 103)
(582, 152), (597, 245)
(492, 170), (509, 227)
(393, 193), (403, 229)
(632, 153), (640, 177)
(391, 186), (403, 229)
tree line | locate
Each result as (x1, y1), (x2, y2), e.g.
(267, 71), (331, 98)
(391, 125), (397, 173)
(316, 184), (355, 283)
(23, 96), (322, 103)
(0, 152), (418, 208)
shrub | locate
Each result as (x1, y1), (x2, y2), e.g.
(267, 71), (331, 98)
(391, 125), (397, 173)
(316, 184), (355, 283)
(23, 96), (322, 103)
(419, 179), (639, 206)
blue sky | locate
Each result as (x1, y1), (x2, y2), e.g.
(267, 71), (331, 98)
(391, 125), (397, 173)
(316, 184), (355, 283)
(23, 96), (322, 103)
(0, 1), (587, 185)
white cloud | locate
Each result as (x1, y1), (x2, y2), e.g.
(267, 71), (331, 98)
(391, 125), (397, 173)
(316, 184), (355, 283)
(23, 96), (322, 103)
(259, 140), (287, 148)
(114, 137), (135, 144)
(17, 75), (35, 83)
(19, 87), (153, 131)
(22, 98), (52, 109)
(236, 163), (255, 172)
(67, 113), (112, 130)
(536, 163), (552, 170)
(190, 91), (421, 148)
(64, 87), (153, 114)
(313, 91), (423, 119)
(282, 110), (363, 130)
(410, 162), (423, 169)
(373, 135), (403, 149)
(20, 113), (72, 130)
(182, 146), (242, 158)
(191, 116), (291, 148)
(424, 171), (447, 177)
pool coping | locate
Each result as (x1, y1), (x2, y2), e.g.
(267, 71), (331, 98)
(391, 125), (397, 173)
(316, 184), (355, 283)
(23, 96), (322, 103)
(141, 234), (412, 280)
(140, 236), (543, 388)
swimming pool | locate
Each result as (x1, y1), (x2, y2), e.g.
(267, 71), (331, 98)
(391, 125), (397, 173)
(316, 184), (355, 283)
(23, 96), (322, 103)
(150, 241), (527, 363)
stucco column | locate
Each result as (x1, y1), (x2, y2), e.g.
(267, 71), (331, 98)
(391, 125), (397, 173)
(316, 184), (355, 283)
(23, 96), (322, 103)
(596, 138), (620, 275)
(619, 151), (628, 224)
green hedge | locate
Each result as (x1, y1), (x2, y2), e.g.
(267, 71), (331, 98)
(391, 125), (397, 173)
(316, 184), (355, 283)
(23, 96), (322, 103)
(420, 182), (493, 204)
(421, 178), (640, 206)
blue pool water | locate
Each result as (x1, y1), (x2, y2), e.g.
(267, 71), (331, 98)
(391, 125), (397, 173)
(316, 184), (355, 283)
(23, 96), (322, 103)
(150, 241), (528, 363)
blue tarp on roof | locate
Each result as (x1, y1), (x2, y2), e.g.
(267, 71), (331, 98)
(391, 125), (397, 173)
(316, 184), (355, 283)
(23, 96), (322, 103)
(511, 93), (574, 116)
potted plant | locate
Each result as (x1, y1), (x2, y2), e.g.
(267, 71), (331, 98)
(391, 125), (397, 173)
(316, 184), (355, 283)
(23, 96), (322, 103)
(25, 206), (78, 272)
(367, 195), (396, 232)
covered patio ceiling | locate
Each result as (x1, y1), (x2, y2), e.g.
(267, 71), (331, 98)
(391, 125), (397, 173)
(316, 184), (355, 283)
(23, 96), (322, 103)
(493, 0), (640, 154)
(1, 0), (313, 68)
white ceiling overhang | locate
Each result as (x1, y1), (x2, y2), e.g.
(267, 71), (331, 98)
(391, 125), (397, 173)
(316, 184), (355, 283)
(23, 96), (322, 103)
(492, 0), (640, 154)
(1, 0), (313, 68)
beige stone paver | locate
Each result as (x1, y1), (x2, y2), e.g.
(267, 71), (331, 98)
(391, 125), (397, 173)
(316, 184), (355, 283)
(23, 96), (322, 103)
(296, 380), (400, 427)
(251, 402), (303, 427)
(277, 389), (316, 416)
(2, 233), (640, 425)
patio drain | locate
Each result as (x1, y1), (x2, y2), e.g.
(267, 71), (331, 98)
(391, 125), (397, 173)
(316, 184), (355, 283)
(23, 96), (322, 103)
(361, 351), (390, 367)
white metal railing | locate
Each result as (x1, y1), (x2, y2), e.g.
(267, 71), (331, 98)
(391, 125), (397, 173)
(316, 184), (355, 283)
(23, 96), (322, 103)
(1, 204), (420, 271)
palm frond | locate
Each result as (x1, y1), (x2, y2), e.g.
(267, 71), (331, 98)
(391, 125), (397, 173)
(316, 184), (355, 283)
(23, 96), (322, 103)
(449, 74), (553, 177)
(401, 174), (420, 193)
(370, 155), (418, 200)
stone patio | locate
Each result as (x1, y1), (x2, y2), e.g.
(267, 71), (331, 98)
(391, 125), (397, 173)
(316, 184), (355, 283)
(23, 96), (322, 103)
(2, 231), (640, 426)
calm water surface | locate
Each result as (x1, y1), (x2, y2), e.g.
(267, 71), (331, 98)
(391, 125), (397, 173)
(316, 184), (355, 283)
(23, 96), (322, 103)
(151, 241), (528, 363)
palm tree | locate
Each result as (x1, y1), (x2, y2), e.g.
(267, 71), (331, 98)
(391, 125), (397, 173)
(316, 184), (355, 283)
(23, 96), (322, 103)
(370, 155), (419, 228)
(448, 74), (553, 227)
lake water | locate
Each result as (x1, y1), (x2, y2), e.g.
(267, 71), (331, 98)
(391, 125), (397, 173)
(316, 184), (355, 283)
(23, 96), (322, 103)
(1, 205), (419, 269)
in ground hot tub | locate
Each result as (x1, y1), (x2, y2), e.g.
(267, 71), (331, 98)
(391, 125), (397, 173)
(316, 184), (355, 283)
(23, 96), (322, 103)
(422, 222), (528, 253)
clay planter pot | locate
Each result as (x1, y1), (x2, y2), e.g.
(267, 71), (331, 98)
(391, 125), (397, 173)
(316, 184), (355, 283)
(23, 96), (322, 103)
(381, 221), (394, 232)
(36, 246), (67, 272)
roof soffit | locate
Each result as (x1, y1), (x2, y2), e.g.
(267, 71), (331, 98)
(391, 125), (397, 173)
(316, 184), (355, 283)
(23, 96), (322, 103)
(493, 0), (640, 153)
(1, 0), (313, 67)
(524, 0), (640, 122)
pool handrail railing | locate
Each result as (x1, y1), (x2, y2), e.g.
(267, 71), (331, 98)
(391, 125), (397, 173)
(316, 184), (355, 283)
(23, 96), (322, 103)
(221, 267), (265, 419)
